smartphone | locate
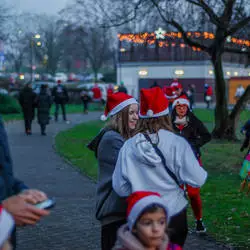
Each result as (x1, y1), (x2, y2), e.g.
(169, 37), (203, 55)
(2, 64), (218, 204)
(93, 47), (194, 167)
(35, 199), (56, 210)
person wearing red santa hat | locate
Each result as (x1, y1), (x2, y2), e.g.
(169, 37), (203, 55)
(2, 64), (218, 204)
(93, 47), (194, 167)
(171, 95), (211, 234)
(87, 92), (138, 250)
(170, 79), (183, 98)
(112, 87), (207, 246)
(0, 205), (14, 250)
(113, 191), (182, 250)
(162, 86), (178, 113)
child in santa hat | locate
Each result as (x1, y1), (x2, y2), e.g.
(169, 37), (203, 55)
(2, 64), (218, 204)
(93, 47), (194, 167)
(113, 87), (207, 246)
(0, 205), (14, 250)
(171, 95), (211, 234)
(113, 191), (182, 250)
(88, 92), (138, 250)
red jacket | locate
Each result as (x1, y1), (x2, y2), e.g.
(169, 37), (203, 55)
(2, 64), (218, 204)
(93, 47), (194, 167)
(92, 86), (102, 99)
(206, 86), (213, 96)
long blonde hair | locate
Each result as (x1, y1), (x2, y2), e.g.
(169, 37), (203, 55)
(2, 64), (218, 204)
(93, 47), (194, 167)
(105, 105), (133, 139)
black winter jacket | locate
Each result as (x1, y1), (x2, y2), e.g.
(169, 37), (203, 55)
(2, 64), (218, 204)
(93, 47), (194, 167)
(172, 111), (211, 157)
(88, 128), (127, 226)
(0, 116), (28, 201)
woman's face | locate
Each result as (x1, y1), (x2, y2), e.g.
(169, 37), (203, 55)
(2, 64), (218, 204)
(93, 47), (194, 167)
(175, 104), (188, 118)
(128, 104), (139, 130)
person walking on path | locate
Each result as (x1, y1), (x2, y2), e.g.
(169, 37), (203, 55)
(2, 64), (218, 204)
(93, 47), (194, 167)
(171, 95), (211, 234)
(186, 84), (195, 111)
(0, 115), (50, 249)
(52, 80), (69, 123)
(18, 83), (37, 135)
(204, 84), (213, 109)
(235, 84), (245, 102)
(87, 92), (139, 250)
(118, 81), (128, 94)
(80, 88), (91, 114)
(92, 83), (103, 109)
(112, 87), (207, 247)
(36, 84), (53, 136)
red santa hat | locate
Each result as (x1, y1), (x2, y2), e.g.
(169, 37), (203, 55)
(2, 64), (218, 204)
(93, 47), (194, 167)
(170, 81), (183, 90)
(163, 86), (178, 99)
(126, 191), (169, 231)
(172, 94), (190, 109)
(0, 206), (14, 247)
(100, 92), (137, 121)
(139, 87), (169, 118)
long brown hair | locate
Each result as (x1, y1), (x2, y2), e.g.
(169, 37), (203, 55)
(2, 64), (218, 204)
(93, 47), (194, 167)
(105, 105), (133, 139)
(134, 115), (173, 135)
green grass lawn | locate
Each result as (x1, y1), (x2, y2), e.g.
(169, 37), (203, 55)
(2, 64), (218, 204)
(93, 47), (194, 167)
(2, 103), (103, 122)
(55, 109), (250, 248)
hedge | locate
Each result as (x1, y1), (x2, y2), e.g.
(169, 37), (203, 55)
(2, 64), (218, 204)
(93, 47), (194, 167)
(0, 94), (21, 114)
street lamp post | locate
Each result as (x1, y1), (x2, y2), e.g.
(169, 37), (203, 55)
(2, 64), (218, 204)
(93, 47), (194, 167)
(30, 34), (41, 82)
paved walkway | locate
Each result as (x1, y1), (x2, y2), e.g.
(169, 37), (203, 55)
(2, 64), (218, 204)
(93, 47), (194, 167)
(4, 113), (233, 250)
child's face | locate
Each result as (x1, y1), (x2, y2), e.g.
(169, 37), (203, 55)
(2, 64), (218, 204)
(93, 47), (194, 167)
(133, 208), (167, 249)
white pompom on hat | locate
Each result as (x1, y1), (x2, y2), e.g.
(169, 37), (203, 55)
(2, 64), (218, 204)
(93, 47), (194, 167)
(172, 94), (190, 109)
(100, 92), (138, 121)
(0, 206), (14, 247)
(139, 87), (169, 118)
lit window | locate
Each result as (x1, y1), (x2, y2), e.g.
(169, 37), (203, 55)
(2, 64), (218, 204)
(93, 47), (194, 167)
(138, 70), (148, 76)
(175, 70), (184, 76)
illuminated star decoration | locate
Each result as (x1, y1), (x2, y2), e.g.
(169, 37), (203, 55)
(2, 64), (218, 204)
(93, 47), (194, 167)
(155, 27), (166, 39)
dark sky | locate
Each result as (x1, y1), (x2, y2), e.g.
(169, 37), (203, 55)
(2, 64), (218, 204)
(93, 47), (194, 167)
(9, 0), (69, 14)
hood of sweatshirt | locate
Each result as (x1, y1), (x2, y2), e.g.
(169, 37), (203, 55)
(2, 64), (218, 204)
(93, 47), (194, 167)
(132, 133), (162, 167)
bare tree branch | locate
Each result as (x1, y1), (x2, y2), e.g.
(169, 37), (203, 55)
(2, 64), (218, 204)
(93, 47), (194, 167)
(226, 16), (250, 36)
(98, 0), (145, 28)
(150, 0), (210, 52)
(185, 0), (221, 26)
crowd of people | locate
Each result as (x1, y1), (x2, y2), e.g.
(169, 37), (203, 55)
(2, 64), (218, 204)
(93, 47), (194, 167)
(2, 78), (249, 250)
(18, 80), (69, 136)
(88, 80), (213, 250)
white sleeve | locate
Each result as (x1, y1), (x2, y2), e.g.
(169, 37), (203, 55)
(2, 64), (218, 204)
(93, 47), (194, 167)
(175, 139), (207, 187)
(112, 145), (132, 197)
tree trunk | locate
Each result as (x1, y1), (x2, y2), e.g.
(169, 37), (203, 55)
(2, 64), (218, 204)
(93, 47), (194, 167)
(212, 56), (250, 140)
(211, 54), (231, 139)
(227, 86), (250, 139)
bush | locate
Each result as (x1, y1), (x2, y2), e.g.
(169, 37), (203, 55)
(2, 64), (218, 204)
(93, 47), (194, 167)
(0, 94), (21, 114)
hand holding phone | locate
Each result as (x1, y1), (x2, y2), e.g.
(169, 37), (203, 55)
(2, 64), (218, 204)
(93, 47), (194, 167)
(35, 199), (56, 210)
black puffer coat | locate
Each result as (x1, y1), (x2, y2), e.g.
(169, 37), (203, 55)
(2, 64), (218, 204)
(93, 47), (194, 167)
(172, 111), (211, 157)
(19, 86), (37, 121)
(37, 89), (52, 125)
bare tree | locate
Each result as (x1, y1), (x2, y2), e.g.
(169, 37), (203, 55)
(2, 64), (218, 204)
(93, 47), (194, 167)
(34, 15), (64, 75)
(96, 0), (250, 140)
(60, 0), (116, 80)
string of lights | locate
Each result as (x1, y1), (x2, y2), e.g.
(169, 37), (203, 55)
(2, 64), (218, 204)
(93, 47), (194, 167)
(118, 32), (250, 48)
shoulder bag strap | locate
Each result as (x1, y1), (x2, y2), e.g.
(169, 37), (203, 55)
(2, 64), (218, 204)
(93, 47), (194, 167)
(144, 133), (180, 187)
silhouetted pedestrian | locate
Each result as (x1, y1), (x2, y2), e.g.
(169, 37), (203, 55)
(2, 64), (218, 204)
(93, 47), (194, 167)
(37, 84), (53, 135)
(52, 80), (69, 122)
(19, 83), (37, 135)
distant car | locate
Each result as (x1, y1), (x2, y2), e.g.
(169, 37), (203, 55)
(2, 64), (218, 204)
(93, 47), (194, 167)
(0, 88), (8, 95)
(54, 73), (68, 83)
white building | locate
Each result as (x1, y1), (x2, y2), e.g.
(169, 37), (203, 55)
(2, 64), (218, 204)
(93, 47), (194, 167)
(117, 32), (249, 101)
